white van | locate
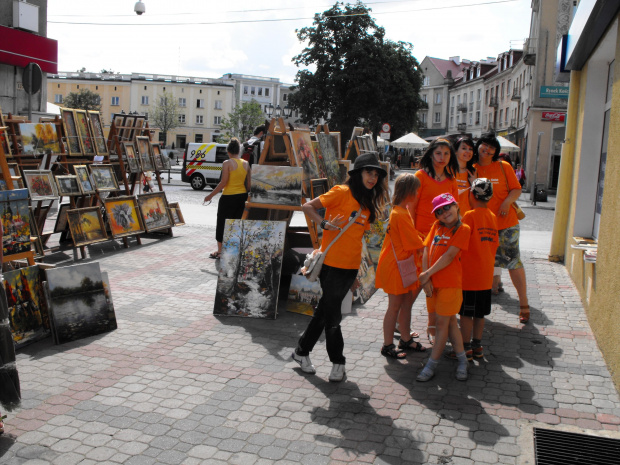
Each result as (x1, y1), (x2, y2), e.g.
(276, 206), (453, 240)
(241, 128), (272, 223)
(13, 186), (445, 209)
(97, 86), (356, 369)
(181, 142), (228, 190)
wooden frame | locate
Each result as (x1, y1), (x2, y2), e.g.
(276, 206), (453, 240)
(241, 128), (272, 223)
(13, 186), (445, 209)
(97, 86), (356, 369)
(104, 195), (146, 238)
(67, 206), (108, 247)
(54, 203), (71, 233)
(137, 191), (173, 232)
(73, 164), (96, 195)
(122, 142), (141, 173)
(61, 109), (82, 155)
(113, 114), (126, 142)
(123, 115), (137, 142)
(55, 175), (82, 196)
(168, 202), (185, 226)
(135, 136), (153, 171)
(151, 143), (164, 171)
(23, 170), (59, 201)
(88, 111), (108, 155)
(74, 110), (96, 155)
(90, 164), (120, 192)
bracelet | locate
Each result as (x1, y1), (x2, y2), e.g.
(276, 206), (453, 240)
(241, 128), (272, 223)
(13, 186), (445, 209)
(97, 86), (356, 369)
(320, 219), (328, 230)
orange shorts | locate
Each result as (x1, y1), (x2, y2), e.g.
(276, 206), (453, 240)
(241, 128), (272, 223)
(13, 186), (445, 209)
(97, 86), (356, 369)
(426, 288), (463, 316)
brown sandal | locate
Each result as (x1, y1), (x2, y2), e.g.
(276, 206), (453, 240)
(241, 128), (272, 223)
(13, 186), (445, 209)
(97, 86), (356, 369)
(519, 305), (530, 324)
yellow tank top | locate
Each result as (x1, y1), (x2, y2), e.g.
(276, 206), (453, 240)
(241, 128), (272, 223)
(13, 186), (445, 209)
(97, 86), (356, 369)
(223, 158), (248, 195)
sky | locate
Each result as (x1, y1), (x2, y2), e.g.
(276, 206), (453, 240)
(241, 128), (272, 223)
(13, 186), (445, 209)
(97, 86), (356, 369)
(47, 0), (533, 84)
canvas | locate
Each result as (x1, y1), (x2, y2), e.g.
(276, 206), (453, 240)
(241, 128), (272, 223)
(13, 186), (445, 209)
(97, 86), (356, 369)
(338, 159), (351, 184)
(18, 123), (60, 155)
(330, 132), (342, 159)
(316, 133), (341, 189)
(135, 136), (154, 171)
(249, 165), (302, 206)
(1, 127), (12, 157)
(88, 111), (108, 155)
(311, 141), (327, 179)
(168, 201), (185, 226)
(74, 165), (95, 195)
(61, 109), (82, 155)
(112, 114), (125, 142)
(4, 265), (50, 349)
(364, 205), (391, 265)
(214, 219), (286, 319)
(67, 207), (108, 247)
(289, 131), (319, 197)
(137, 192), (172, 232)
(23, 170), (59, 201)
(104, 196), (145, 238)
(123, 115), (136, 142)
(151, 143), (164, 171)
(46, 262), (117, 345)
(0, 188), (31, 257)
(55, 175), (81, 196)
(90, 165), (119, 192)
(353, 242), (377, 304)
(74, 110), (96, 155)
(53, 203), (70, 233)
(286, 274), (321, 316)
(122, 143), (141, 174)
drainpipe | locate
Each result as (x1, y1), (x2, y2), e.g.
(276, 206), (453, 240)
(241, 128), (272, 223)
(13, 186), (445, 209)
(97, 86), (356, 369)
(548, 70), (581, 262)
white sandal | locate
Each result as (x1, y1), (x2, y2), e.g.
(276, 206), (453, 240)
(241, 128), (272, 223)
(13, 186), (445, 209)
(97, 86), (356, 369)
(427, 326), (436, 345)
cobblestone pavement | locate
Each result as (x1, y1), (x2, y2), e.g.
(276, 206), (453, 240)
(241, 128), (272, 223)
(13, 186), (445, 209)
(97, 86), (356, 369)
(1, 219), (619, 465)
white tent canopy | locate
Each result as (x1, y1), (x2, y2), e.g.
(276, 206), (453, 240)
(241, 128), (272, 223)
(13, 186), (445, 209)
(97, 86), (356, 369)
(391, 132), (429, 149)
(497, 135), (520, 152)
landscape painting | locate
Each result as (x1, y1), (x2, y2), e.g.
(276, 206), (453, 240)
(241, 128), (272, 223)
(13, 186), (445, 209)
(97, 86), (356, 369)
(289, 131), (319, 197)
(55, 175), (81, 197)
(23, 170), (59, 201)
(135, 136), (154, 171)
(286, 274), (321, 317)
(90, 165), (119, 192)
(353, 242), (377, 305)
(249, 165), (302, 206)
(316, 133), (342, 189)
(364, 206), (391, 265)
(137, 192), (172, 232)
(0, 188), (31, 257)
(74, 165), (95, 194)
(4, 265), (50, 349)
(311, 141), (327, 179)
(18, 123), (60, 155)
(214, 220), (286, 319)
(104, 196), (145, 238)
(46, 262), (117, 345)
(67, 207), (108, 247)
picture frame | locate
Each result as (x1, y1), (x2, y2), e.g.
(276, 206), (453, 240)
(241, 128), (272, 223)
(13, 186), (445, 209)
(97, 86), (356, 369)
(136, 191), (173, 232)
(135, 136), (154, 171)
(316, 133), (342, 189)
(1, 127), (12, 157)
(134, 116), (145, 138)
(88, 110), (108, 155)
(8, 163), (20, 177)
(90, 164), (120, 192)
(29, 206), (45, 258)
(330, 132), (342, 159)
(18, 122), (61, 155)
(168, 201), (185, 226)
(123, 115), (136, 142)
(122, 142), (141, 173)
(54, 203), (71, 233)
(55, 175), (82, 197)
(151, 143), (164, 171)
(310, 178), (328, 199)
(112, 114), (126, 142)
(73, 164), (96, 195)
(61, 109), (83, 155)
(0, 189), (31, 257)
(104, 195), (145, 238)
(23, 169), (59, 201)
(289, 131), (320, 197)
(67, 206), (108, 247)
(249, 165), (303, 206)
(74, 110), (96, 155)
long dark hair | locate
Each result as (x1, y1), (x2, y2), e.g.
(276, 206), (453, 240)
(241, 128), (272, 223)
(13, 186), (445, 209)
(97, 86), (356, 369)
(419, 139), (459, 179)
(453, 137), (476, 174)
(473, 133), (501, 164)
(346, 168), (388, 223)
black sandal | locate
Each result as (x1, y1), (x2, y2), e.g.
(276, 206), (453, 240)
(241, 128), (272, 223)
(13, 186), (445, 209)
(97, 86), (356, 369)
(381, 344), (406, 359)
(398, 338), (427, 352)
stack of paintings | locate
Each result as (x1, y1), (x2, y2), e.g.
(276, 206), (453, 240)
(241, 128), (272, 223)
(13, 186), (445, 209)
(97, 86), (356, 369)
(249, 166), (302, 206)
(1, 189), (31, 258)
(214, 219), (286, 319)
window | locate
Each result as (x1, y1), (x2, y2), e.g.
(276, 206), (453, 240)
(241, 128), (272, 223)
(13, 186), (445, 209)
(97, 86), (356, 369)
(475, 111), (480, 124)
(265, 88), (270, 97)
(243, 86), (249, 95)
(499, 109), (503, 125)
(283, 93), (287, 101)
(111, 96), (119, 106)
(141, 96), (149, 105)
(505, 109), (509, 125)
(420, 113), (427, 124)
(179, 98), (186, 107)
(214, 100), (222, 110)
(423, 76), (430, 86)
(160, 97), (167, 105)
(422, 94), (428, 103)
(214, 116), (222, 125)
(196, 115), (203, 124)
(196, 99), (204, 108)
(258, 87), (263, 96)
(434, 93), (442, 104)
(178, 114), (186, 123)
(434, 112), (441, 123)
(449, 116), (453, 127)
(195, 134), (203, 143)
(507, 80), (511, 94)
(54, 94), (63, 104)
(477, 89), (482, 101)
(250, 87), (255, 95)
(144, 112), (148, 120)
(501, 83), (504, 99)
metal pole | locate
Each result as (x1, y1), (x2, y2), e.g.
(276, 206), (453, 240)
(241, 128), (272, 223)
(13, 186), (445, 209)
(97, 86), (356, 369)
(27, 69), (33, 121)
(531, 132), (543, 205)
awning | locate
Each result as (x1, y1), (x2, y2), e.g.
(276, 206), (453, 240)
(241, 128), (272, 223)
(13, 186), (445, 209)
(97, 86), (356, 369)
(391, 133), (429, 149)
(497, 135), (520, 152)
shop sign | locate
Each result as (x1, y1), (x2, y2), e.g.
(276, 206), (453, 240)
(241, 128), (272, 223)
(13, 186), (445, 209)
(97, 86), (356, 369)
(542, 112), (566, 122)
(539, 86), (569, 98)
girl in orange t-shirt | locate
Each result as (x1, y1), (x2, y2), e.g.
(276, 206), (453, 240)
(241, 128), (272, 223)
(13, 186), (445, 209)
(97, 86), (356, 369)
(453, 137), (476, 214)
(417, 193), (471, 382)
(376, 173), (427, 359)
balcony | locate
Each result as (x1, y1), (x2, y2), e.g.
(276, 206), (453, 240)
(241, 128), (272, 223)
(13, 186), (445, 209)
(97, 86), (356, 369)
(510, 119), (517, 129)
(489, 97), (499, 107)
(457, 123), (467, 132)
(419, 122), (427, 129)
(511, 89), (521, 100)
(524, 37), (537, 65)
(457, 104), (467, 113)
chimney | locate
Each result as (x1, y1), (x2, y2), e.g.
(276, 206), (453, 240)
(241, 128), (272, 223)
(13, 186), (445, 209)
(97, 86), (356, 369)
(449, 56), (461, 65)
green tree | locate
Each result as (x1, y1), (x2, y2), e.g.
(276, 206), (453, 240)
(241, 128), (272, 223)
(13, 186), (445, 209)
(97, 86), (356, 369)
(151, 91), (180, 147)
(289, 1), (424, 148)
(63, 89), (102, 111)
(217, 100), (263, 143)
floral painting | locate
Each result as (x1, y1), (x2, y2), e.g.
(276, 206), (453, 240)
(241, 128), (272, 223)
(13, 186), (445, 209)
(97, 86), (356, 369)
(214, 220), (286, 319)
(67, 207), (108, 247)
(18, 123), (60, 155)
(316, 133), (342, 189)
(289, 131), (319, 197)
(104, 196), (145, 238)
(23, 170), (59, 201)
(0, 188), (31, 257)
(249, 165), (302, 206)
(74, 110), (96, 155)
(137, 192), (172, 232)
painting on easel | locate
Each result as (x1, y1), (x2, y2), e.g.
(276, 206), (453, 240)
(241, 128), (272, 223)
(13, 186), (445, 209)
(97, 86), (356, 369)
(249, 165), (302, 207)
(316, 133), (341, 189)
(289, 131), (319, 197)
(0, 189), (31, 257)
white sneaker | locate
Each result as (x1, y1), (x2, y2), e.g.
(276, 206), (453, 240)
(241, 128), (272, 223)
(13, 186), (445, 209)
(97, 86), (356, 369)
(291, 352), (316, 374)
(328, 363), (346, 382)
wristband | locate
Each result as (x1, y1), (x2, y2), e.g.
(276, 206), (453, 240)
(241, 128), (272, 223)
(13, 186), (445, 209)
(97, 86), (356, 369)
(320, 219), (328, 230)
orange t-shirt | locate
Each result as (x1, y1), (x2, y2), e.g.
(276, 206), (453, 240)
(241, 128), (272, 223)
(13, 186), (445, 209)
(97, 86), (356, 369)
(461, 208), (499, 291)
(473, 160), (521, 230)
(375, 206), (425, 295)
(413, 170), (459, 237)
(319, 185), (370, 270)
(423, 221), (471, 289)
(456, 170), (471, 213)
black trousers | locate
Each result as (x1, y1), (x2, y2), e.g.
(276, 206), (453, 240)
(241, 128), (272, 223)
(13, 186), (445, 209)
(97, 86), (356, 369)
(215, 193), (248, 243)
(296, 264), (358, 364)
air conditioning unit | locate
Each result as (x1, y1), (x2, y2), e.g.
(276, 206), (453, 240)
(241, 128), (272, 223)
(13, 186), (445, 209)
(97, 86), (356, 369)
(13, 1), (39, 33)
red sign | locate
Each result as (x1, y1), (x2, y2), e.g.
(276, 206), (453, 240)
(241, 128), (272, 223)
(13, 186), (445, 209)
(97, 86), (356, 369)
(0, 25), (58, 73)
(542, 111), (566, 122)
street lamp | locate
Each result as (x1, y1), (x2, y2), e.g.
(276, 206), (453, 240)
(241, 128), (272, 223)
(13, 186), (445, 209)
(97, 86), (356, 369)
(275, 105), (282, 117)
(265, 104), (274, 117)
(283, 105), (292, 118)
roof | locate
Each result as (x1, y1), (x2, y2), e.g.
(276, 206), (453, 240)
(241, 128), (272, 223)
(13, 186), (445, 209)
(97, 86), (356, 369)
(428, 57), (468, 80)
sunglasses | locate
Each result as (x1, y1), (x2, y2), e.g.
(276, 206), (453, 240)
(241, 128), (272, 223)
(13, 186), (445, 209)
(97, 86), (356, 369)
(434, 204), (455, 215)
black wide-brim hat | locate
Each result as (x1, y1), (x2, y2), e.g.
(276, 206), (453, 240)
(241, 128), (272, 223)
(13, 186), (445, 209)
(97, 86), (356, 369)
(348, 152), (387, 178)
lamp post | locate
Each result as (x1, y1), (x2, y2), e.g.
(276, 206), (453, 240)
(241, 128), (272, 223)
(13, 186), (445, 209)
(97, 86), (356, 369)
(275, 105), (282, 118)
(265, 104), (274, 118)
(283, 105), (292, 118)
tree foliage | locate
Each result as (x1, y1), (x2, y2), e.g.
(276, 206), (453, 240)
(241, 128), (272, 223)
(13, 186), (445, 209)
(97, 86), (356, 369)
(289, 1), (424, 147)
(63, 89), (102, 112)
(151, 91), (180, 147)
(217, 100), (264, 143)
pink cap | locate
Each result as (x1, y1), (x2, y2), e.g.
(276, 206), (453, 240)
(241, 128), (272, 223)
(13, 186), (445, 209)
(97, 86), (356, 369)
(431, 193), (457, 213)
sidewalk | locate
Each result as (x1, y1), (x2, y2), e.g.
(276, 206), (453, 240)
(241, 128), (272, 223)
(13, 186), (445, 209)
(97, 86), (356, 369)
(0, 212), (618, 464)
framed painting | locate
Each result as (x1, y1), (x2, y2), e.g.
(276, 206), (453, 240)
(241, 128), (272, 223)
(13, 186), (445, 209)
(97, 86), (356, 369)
(23, 170), (59, 201)
(112, 114), (125, 141)
(104, 196), (145, 238)
(55, 175), (81, 197)
(67, 206), (108, 246)
(312, 141), (327, 179)
(88, 111), (108, 155)
(122, 142), (141, 174)
(73, 164), (96, 195)
(310, 178), (328, 199)
(353, 242), (377, 304)
(134, 116), (145, 138)
(364, 205), (391, 265)
(168, 201), (185, 226)
(264, 134), (291, 163)
(18, 123), (60, 155)
(61, 109), (83, 155)
(214, 219), (286, 319)
(8, 163), (20, 177)
(54, 203), (71, 233)
(330, 132), (342, 159)
(160, 147), (172, 170)
(135, 136), (154, 171)
(286, 274), (322, 317)
(1, 127), (12, 157)
(151, 143), (164, 171)
(249, 165), (303, 207)
(74, 109), (96, 155)
(0, 188), (31, 257)
(123, 115), (136, 142)
(316, 133), (341, 189)
(289, 131), (319, 197)
(137, 191), (173, 232)
(90, 165), (119, 192)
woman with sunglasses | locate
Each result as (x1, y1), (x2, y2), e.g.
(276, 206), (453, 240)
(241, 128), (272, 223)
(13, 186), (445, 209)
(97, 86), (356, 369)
(473, 134), (530, 323)
(453, 137), (476, 213)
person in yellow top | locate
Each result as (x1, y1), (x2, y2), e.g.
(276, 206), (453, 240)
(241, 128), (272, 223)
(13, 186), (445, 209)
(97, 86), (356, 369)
(204, 138), (251, 259)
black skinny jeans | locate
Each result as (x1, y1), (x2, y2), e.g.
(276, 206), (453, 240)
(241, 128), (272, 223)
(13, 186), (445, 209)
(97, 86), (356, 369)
(296, 264), (358, 364)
